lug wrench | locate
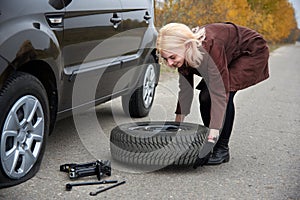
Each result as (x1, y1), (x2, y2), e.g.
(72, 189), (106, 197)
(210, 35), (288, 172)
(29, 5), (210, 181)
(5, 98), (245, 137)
(90, 180), (126, 196)
(66, 180), (118, 191)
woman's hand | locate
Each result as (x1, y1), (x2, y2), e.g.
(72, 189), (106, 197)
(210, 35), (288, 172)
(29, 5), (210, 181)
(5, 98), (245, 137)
(207, 128), (220, 143)
(175, 114), (185, 122)
(193, 128), (220, 169)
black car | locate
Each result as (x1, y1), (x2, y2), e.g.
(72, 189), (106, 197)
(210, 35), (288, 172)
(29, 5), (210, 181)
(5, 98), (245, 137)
(0, 0), (159, 188)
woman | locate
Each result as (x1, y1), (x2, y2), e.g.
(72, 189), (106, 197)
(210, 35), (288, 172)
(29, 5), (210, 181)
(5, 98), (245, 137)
(156, 22), (269, 168)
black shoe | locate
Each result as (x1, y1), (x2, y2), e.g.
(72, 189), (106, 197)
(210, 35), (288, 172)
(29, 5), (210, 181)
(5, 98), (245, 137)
(206, 138), (230, 165)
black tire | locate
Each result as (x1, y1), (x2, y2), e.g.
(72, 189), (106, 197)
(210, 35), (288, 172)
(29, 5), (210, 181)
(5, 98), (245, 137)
(110, 121), (208, 166)
(122, 56), (159, 118)
(0, 72), (49, 188)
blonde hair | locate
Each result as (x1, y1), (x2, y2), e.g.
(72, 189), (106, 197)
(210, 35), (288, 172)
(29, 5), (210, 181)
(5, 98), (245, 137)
(156, 23), (206, 67)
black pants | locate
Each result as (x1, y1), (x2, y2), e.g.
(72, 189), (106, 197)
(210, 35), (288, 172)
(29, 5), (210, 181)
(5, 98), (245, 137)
(198, 84), (236, 140)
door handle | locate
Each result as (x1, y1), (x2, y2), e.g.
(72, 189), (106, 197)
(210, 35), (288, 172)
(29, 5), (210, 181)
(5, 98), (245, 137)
(110, 13), (122, 28)
(143, 11), (151, 24)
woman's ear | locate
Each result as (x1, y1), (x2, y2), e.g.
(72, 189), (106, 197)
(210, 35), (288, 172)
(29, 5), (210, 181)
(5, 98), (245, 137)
(184, 39), (203, 67)
(184, 40), (197, 57)
(184, 40), (193, 49)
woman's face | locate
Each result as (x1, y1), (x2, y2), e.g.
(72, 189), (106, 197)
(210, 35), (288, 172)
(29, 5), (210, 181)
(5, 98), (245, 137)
(160, 50), (185, 68)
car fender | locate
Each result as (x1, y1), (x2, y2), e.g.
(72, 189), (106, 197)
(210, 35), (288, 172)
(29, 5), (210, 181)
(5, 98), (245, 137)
(0, 16), (63, 90)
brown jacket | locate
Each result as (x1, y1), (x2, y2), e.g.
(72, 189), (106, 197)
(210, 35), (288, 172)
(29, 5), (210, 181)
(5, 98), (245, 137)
(176, 22), (270, 129)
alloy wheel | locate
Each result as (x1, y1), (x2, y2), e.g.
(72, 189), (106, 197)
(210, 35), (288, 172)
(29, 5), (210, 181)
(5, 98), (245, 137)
(1, 95), (44, 179)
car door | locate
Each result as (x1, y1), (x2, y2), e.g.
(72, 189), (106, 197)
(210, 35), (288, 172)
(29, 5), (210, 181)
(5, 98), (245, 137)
(59, 0), (124, 111)
(118, 0), (151, 58)
(114, 0), (154, 90)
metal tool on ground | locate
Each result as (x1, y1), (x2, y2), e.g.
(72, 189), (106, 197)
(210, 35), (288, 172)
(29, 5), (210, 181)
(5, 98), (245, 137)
(89, 180), (126, 196)
(65, 180), (118, 191)
(60, 160), (111, 180)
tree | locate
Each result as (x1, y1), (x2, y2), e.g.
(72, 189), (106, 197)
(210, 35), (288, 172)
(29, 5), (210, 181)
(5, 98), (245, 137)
(155, 0), (299, 43)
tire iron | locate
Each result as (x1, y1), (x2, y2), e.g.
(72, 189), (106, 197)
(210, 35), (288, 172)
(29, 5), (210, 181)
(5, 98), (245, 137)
(66, 180), (117, 191)
(90, 180), (126, 196)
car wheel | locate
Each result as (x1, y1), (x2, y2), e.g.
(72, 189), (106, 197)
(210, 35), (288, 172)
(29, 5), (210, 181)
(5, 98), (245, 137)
(122, 56), (158, 118)
(0, 72), (49, 188)
(110, 121), (208, 166)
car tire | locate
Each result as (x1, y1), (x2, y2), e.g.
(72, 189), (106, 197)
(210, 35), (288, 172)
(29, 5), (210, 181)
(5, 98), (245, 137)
(110, 121), (208, 166)
(0, 72), (49, 188)
(122, 56), (159, 118)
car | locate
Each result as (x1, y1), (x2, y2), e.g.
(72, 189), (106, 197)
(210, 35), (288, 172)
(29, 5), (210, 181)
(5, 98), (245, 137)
(0, 0), (159, 188)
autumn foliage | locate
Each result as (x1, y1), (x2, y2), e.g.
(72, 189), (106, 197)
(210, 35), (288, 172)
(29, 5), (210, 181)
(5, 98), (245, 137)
(155, 0), (299, 43)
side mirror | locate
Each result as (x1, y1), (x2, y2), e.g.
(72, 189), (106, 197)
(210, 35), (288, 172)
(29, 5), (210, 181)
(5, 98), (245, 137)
(49, 0), (72, 10)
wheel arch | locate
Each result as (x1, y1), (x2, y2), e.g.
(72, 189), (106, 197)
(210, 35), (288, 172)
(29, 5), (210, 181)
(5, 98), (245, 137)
(0, 23), (62, 133)
(0, 60), (58, 134)
(137, 47), (160, 86)
(150, 48), (160, 84)
(19, 60), (58, 134)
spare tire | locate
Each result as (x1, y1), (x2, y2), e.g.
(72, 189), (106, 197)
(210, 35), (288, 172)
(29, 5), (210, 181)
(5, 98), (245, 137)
(110, 121), (208, 166)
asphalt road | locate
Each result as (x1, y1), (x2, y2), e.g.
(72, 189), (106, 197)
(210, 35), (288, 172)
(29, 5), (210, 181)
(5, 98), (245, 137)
(1, 44), (299, 200)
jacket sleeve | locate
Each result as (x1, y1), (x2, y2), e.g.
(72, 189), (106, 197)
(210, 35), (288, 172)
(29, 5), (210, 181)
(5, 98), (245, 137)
(204, 39), (230, 93)
(198, 46), (228, 129)
(175, 69), (194, 115)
